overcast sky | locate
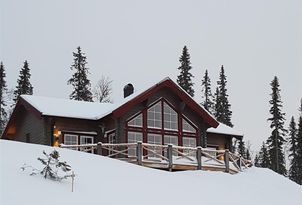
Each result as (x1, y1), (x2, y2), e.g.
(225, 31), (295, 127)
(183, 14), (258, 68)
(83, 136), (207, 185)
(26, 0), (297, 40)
(1, 0), (302, 151)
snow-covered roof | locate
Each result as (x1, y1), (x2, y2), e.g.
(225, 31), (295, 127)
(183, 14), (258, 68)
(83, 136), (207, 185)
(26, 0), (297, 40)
(21, 95), (117, 120)
(207, 123), (243, 137)
(20, 77), (217, 123)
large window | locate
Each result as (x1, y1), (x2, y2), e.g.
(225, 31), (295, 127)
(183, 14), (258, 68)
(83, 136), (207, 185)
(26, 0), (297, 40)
(163, 102), (178, 130)
(182, 137), (196, 156)
(147, 101), (162, 128)
(164, 135), (178, 156)
(147, 133), (162, 158)
(128, 113), (143, 127)
(128, 132), (143, 156)
(64, 134), (78, 150)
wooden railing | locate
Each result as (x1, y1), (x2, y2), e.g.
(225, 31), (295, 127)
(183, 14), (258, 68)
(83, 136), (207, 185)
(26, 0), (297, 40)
(60, 142), (252, 173)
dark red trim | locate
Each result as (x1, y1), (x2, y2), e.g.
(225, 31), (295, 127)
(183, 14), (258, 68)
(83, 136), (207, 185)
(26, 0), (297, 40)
(112, 78), (218, 128)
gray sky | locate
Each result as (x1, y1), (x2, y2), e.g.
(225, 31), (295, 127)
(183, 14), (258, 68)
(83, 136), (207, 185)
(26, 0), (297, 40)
(1, 0), (302, 151)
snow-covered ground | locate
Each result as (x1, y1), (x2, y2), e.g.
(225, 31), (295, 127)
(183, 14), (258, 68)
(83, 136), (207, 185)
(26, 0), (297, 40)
(0, 140), (301, 205)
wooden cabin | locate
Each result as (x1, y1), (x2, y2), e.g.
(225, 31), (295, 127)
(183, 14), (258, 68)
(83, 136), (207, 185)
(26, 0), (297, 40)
(2, 78), (243, 155)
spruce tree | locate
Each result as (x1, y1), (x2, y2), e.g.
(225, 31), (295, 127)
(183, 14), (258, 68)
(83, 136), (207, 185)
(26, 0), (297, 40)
(288, 116), (299, 183)
(215, 65), (233, 127)
(176, 46), (194, 97)
(0, 62), (7, 134)
(13, 60), (33, 103)
(266, 76), (287, 175)
(237, 140), (246, 158)
(201, 69), (214, 113)
(68, 47), (93, 101)
(296, 99), (302, 184)
(259, 142), (270, 168)
(254, 154), (260, 167)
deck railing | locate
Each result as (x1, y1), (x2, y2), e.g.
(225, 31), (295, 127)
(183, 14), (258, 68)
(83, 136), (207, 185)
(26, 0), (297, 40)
(60, 142), (252, 173)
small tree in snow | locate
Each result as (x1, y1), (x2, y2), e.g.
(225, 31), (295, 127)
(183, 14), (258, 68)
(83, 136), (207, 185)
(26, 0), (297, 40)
(22, 150), (73, 181)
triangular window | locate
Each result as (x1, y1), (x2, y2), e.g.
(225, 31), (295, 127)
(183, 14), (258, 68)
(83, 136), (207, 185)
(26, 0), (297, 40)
(182, 118), (196, 133)
(128, 113), (143, 127)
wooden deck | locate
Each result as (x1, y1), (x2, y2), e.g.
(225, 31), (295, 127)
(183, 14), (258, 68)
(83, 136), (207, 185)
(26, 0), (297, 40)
(60, 142), (252, 174)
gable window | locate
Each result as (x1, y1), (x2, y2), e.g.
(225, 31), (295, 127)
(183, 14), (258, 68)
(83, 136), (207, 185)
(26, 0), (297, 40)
(182, 118), (197, 133)
(128, 113), (143, 127)
(163, 102), (178, 130)
(64, 134), (78, 150)
(147, 101), (162, 128)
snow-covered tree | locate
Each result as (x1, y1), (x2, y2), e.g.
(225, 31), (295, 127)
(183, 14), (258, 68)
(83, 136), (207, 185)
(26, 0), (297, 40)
(214, 65), (233, 127)
(237, 140), (247, 158)
(22, 150), (72, 181)
(13, 60), (33, 103)
(258, 142), (270, 168)
(295, 99), (302, 184)
(288, 116), (299, 182)
(0, 62), (7, 134)
(176, 46), (194, 97)
(68, 47), (93, 102)
(266, 76), (287, 176)
(201, 69), (214, 113)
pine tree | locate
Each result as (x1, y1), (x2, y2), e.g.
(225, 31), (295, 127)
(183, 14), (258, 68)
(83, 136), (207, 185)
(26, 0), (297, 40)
(288, 116), (299, 183)
(68, 47), (93, 101)
(201, 69), (214, 113)
(266, 76), (287, 175)
(254, 154), (260, 167)
(246, 148), (251, 160)
(296, 99), (302, 184)
(215, 65), (233, 127)
(176, 46), (194, 97)
(258, 142), (270, 168)
(13, 60), (33, 103)
(237, 140), (246, 158)
(0, 62), (7, 134)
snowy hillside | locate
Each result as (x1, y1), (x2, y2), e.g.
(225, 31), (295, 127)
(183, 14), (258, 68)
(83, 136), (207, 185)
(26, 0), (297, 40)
(0, 140), (301, 205)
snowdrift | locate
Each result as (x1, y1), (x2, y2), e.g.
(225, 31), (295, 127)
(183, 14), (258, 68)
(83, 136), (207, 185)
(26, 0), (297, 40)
(0, 140), (301, 205)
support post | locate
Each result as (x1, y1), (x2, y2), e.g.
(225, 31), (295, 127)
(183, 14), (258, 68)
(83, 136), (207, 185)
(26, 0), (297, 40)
(238, 156), (242, 172)
(137, 141), (143, 165)
(196, 146), (202, 170)
(224, 149), (230, 173)
(97, 142), (103, 155)
(167, 144), (173, 172)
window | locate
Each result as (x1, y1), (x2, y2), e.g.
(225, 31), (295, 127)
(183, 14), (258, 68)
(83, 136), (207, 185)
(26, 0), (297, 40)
(164, 135), (178, 156)
(182, 137), (196, 156)
(163, 102), (178, 130)
(80, 136), (94, 144)
(108, 132), (116, 156)
(182, 118), (196, 133)
(147, 101), (162, 128)
(128, 132), (143, 157)
(64, 134), (78, 150)
(147, 133), (162, 158)
(128, 113), (143, 127)
(80, 136), (94, 153)
(164, 135), (178, 146)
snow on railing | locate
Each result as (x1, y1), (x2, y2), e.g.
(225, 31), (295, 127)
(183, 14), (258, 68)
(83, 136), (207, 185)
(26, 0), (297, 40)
(60, 142), (252, 173)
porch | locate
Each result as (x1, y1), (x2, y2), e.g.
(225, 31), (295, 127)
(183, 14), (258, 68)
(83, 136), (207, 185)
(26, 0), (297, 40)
(60, 142), (252, 174)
